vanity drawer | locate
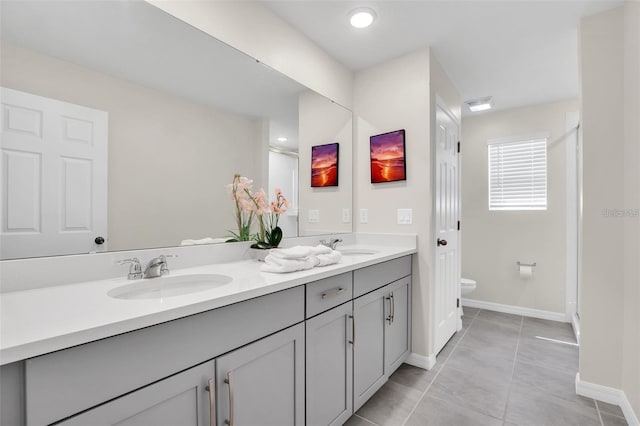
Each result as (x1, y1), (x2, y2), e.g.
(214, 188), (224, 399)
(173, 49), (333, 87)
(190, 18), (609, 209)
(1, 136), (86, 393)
(25, 286), (304, 426)
(306, 272), (353, 318)
(354, 256), (412, 298)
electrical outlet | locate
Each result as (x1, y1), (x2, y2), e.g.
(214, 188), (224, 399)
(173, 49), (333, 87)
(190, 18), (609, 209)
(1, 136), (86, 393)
(308, 209), (320, 223)
(360, 208), (368, 224)
(342, 208), (351, 223)
(397, 208), (412, 225)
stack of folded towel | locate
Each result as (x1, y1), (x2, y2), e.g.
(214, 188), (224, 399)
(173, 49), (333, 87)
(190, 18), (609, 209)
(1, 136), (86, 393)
(260, 245), (342, 273)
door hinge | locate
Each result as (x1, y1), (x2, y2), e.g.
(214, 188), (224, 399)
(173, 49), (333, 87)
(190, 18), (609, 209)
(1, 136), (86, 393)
(457, 141), (460, 153)
(457, 220), (460, 231)
(457, 298), (460, 308)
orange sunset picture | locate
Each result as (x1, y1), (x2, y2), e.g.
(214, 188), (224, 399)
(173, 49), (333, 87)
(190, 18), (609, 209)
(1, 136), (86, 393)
(311, 143), (339, 187)
(370, 130), (406, 183)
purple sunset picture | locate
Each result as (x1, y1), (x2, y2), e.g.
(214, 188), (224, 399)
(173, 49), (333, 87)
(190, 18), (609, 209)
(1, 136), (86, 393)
(370, 130), (406, 183)
(311, 143), (339, 187)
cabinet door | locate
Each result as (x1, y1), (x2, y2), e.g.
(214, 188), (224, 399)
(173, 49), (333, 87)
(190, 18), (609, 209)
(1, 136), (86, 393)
(216, 323), (305, 426)
(352, 287), (387, 411)
(384, 276), (412, 375)
(306, 302), (353, 426)
(58, 361), (214, 426)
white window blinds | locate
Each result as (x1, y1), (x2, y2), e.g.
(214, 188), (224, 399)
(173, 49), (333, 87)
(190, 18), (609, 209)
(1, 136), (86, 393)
(488, 136), (547, 211)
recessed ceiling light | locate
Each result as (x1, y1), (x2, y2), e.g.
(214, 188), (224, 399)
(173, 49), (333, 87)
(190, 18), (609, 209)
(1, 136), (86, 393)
(349, 7), (376, 29)
(276, 137), (288, 142)
(465, 96), (493, 112)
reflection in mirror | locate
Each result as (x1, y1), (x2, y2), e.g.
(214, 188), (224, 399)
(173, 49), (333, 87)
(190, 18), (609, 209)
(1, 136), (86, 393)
(0, 1), (352, 260)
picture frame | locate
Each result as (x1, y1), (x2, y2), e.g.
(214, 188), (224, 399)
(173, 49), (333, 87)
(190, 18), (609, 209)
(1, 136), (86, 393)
(311, 143), (339, 187)
(370, 129), (406, 183)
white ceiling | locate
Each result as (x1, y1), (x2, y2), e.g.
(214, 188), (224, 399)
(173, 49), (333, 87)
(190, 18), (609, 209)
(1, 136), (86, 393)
(263, 0), (622, 114)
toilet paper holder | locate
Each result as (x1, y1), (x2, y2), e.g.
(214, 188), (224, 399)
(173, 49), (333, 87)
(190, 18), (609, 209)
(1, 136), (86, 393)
(517, 261), (537, 267)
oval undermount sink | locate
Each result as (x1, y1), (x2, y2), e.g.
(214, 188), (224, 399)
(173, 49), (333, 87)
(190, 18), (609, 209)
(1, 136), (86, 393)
(338, 249), (379, 256)
(108, 274), (233, 300)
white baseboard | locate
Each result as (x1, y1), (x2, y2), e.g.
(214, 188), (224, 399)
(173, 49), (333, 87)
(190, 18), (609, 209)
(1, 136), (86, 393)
(462, 298), (567, 322)
(405, 352), (436, 371)
(576, 373), (640, 426)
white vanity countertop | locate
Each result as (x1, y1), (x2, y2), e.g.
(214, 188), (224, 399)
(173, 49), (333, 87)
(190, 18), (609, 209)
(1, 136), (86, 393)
(0, 243), (415, 365)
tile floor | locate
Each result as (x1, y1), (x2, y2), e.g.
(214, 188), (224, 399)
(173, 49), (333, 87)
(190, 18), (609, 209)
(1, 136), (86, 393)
(345, 307), (628, 426)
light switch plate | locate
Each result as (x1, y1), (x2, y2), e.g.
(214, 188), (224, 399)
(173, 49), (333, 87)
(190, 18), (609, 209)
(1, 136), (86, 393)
(342, 208), (351, 223)
(360, 208), (368, 224)
(308, 209), (320, 223)
(397, 208), (412, 225)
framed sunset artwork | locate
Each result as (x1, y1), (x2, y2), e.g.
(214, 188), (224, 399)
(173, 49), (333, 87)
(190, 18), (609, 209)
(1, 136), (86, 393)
(311, 143), (339, 187)
(370, 129), (406, 183)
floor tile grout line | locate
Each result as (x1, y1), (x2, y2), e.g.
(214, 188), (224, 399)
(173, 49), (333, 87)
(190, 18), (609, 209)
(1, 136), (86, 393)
(595, 400), (605, 426)
(500, 315), (525, 422)
(353, 413), (380, 426)
(399, 308), (481, 426)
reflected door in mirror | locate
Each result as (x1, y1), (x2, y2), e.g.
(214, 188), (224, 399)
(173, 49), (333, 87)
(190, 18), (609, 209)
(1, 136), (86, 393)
(1, 88), (108, 259)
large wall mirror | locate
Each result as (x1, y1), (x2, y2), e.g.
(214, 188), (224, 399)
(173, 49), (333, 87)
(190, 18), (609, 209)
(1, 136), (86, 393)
(0, 1), (353, 260)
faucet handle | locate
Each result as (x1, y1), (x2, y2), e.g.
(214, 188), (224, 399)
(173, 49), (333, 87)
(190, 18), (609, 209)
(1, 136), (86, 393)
(155, 254), (177, 276)
(117, 258), (143, 280)
(320, 238), (342, 250)
(159, 254), (175, 275)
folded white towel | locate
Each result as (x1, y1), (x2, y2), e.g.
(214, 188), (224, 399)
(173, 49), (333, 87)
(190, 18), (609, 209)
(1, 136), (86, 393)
(269, 245), (332, 259)
(260, 255), (318, 273)
(261, 246), (342, 273)
(180, 237), (228, 246)
(312, 250), (342, 267)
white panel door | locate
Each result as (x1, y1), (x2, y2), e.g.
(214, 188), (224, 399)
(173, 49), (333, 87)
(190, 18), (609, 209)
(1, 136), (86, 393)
(434, 103), (460, 355)
(1, 87), (108, 259)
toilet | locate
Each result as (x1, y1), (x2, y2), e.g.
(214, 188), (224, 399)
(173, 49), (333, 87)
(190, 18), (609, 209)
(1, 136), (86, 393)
(461, 277), (477, 296)
(460, 278), (477, 316)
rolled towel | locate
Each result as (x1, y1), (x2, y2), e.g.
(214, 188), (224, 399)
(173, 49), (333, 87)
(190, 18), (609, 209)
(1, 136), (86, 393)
(260, 255), (318, 273)
(269, 244), (332, 259)
(180, 237), (228, 246)
(312, 250), (342, 267)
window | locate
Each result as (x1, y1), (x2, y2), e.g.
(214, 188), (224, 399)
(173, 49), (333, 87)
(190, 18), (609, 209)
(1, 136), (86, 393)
(488, 134), (547, 211)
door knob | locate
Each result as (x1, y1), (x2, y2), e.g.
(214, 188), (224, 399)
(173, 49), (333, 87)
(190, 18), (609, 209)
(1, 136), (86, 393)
(437, 238), (447, 247)
(95, 236), (105, 245)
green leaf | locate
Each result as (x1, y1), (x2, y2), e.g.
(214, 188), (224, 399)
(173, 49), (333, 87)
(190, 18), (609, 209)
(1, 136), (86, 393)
(267, 226), (283, 248)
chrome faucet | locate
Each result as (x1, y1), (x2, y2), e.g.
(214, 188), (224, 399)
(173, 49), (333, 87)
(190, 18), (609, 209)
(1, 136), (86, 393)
(117, 258), (143, 280)
(320, 238), (342, 250)
(144, 255), (171, 279)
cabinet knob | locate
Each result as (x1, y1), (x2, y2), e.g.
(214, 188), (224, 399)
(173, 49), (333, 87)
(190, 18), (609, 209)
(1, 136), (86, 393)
(95, 236), (105, 245)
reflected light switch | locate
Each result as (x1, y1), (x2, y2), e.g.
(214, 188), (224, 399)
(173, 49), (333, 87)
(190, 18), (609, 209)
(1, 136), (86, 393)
(342, 208), (351, 223)
(360, 208), (368, 224)
(308, 209), (320, 223)
(397, 208), (412, 225)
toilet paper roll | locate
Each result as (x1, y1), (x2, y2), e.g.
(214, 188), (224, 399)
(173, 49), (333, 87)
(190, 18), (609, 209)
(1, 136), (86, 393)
(519, 265), (534, 279)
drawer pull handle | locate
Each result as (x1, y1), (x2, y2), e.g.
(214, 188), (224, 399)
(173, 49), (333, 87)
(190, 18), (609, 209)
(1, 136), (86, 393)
(385, 296), (393, 324)
(321, 287), (345, 299)
(205, 379), (216, 426)
(224, 372), (234, 426)
(348, 315), (355, 346)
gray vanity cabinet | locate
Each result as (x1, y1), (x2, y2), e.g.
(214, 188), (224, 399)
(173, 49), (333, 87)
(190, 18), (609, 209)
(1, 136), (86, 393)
(57, 323), (305, 426)
(306, 302), (353, 426)
(58, 360), (214, 426)
(352, 274), (412, 412)
(352, 286), (387, 411)
(384, 276), (412, 374)
(215, 323), (305, 426)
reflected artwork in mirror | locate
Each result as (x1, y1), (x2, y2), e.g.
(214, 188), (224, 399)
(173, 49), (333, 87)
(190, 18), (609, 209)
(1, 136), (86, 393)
(0, 0), (352, 260)
(311, 143), (339, 188)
